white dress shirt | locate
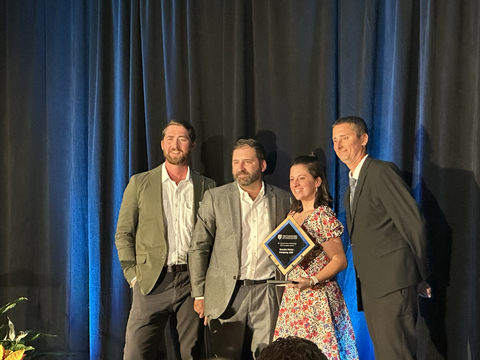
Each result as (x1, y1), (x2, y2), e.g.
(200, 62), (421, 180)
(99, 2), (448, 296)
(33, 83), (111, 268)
(238, 181), (275, 280)
(162, 164), (194, 266)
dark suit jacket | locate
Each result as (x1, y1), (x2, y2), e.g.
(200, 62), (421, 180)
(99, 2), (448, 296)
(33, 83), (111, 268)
(115, 163), (216, 295)
(188, 181), (291, 319)
(345, 156), (429, 299)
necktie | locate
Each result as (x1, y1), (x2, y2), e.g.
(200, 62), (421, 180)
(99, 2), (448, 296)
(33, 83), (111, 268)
(349, 177), (357, 211)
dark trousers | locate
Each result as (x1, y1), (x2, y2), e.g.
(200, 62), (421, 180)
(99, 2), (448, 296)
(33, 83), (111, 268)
(362, 285), (418, 360)
(208, 283), (278, 360)
(124, 270), (202, 360)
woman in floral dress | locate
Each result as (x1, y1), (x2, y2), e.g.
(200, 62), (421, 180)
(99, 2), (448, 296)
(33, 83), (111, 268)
(274, 155), (358, 360)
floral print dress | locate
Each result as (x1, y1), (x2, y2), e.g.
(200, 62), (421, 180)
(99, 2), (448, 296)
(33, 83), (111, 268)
(273, 206), (358, 360)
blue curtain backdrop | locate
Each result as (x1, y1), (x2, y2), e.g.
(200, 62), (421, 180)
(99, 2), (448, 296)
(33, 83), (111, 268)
(1, 1), (479, 359)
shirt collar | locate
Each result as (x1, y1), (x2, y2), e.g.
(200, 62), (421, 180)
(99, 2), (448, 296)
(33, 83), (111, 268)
(350, 154), (369, 180)
(237, 180), (266, 201)
(162, 163), (192, 184)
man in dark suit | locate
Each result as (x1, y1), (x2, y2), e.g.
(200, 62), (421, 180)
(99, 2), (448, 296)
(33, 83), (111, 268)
(332, 116), (430, 360)
(188, 139), (291, 360)
(115, 120), (216, 360)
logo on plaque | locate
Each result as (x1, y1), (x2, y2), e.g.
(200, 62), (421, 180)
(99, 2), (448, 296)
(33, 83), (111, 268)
(262, 215), (315, 276)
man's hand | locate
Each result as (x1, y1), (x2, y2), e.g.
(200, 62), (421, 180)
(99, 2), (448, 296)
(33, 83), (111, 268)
(417, 281), (432, 298)
(194, 299), (208, 325)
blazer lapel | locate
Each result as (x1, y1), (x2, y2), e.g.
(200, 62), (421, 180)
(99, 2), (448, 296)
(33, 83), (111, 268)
(265, 183), (285, 283)
(265, 182), (278, 230)
(227, 182), (242, 255)
(146, 164), (165, 232)
(350, 156), (372, 227)
(191, 171), (204, 223)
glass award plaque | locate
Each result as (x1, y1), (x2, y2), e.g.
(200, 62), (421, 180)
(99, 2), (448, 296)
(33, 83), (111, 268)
(262, 215), (315, 280)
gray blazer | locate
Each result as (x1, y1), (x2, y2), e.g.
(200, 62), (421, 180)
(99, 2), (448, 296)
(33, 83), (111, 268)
(115, 163), (216, 295)
(188, 181), (291, 319)
(345, 156), (429, 298)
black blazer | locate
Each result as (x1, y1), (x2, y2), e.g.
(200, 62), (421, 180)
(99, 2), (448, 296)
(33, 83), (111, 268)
(345, 156), (429, 298)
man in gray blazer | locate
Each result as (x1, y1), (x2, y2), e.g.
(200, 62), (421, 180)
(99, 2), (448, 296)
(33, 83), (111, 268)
(115, 121), (216, 360)
(188, 139), (291, 360)
(332, 116), (431, 360)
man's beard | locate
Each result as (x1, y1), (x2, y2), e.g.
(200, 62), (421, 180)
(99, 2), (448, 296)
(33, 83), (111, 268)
(234, 169), (262, 186)
(164, 148), (190, 165)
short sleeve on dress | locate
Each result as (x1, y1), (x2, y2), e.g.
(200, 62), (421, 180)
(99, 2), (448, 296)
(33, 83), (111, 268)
(304, 206), (343, 244)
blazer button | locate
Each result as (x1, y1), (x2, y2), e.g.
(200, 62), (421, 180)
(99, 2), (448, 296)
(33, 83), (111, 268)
(233, 275), (237, 280)
(351, 243), (355, 247)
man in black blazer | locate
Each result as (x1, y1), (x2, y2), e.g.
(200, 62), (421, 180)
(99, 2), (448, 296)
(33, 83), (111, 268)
(332, 116), (430, 360)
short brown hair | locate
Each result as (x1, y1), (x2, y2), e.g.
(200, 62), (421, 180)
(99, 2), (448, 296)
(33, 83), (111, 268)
(232, 138), (266, 162)
(161, 120), (196, 143)
(332, 116), (368, 137)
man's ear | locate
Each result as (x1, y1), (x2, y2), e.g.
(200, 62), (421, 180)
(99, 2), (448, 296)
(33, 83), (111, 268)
(361, 133), (369, 146)
(261, 159), (267, 173)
